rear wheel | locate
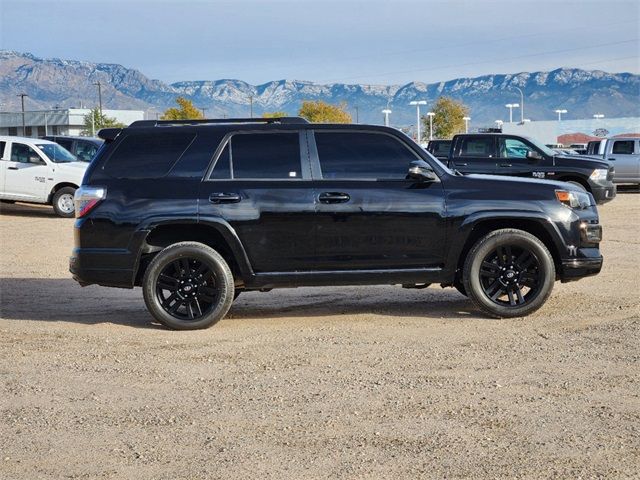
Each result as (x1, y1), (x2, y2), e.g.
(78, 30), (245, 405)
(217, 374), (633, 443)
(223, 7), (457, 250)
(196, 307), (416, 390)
(52, 187), (76, 217)
(463, 229), (555, 318)
(142, 242), (234, 330)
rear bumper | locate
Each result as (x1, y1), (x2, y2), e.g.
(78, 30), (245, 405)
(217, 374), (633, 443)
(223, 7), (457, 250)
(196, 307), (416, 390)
(69, 248), (136, 288)
(590, 183), (616, 204)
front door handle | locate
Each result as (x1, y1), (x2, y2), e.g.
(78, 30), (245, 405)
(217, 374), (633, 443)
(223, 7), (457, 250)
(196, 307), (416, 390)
(319, 192), (350, 204)
(209, 192), (241, 204)
(455, 162), (468, 167)
(8, 166), (18, 170)
(499, 163), (512, 167)
(608, 158), (616, 161)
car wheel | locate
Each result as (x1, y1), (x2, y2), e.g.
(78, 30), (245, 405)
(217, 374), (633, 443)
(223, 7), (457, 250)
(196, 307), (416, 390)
(566, 180), (587, 191)
(52, 187), (76, 217)
(463, 229), (555, 318)
(142, 242), (235, 330)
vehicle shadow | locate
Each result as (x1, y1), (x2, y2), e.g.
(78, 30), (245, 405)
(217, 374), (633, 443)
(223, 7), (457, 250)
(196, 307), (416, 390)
(0, 202), (58, 218)
(0, 278), (476, 329)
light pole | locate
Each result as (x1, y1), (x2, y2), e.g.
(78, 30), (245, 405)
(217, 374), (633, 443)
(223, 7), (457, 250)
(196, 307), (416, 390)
(495, 120), (504, 130)
(200, 107), (207, 118)
(426, 111), (435, 140)
(249, 95), (253, 118)
(17, 93), (28, 136)
(354, 105), (359, 124)
(505, 103), (519, 123)
(409, 100), (427, 143)
(382, 109), (392, 127)
(593, 114), (604, 120)
(511, 86), (525, 123)
(555, 109), (567, 121)
(463, 116), (471, 133)
(93, 81), (103, 116)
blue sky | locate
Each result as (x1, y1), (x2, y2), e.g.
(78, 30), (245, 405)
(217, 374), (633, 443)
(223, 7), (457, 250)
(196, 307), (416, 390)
(1, 0), (638, 85)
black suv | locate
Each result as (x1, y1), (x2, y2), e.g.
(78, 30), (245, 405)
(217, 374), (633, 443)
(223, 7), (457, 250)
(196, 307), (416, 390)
(42, 135), (104, 162)
(70, 117), (603, 330)
(445, 133), (616, 204)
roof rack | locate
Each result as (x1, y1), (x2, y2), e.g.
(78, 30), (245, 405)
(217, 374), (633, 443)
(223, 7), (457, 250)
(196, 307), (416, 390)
(129, 116), (309, 128)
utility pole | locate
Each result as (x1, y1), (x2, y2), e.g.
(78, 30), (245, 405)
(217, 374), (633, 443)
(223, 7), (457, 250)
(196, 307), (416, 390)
(355, 105), (359, 124)
(249, 95), (253, 118)
(200, 107), (207, 118)
(93, 81), (103, 116)
(17, 93), (28, 136)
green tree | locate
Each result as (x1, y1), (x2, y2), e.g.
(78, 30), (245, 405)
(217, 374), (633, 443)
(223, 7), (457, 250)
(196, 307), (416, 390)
(298, 100), (352, 123)
(262, 111), (288, 118)
(82, 108), (125, 135)
(421, 96), (469, 140)
(161, 97), (204, 120)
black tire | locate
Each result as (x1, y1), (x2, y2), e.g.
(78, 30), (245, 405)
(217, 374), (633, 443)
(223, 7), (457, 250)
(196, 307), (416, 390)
(52, 186), (76, 217)
(0, 200), (16, 204)
(463, 229), (555, 318)
(566, 180), (587, 191)
(142, 242), (234, 330)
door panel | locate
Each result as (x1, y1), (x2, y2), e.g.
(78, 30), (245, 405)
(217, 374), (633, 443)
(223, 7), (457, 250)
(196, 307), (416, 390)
(450, 136), (498, 174)
(496, 136), (547, 177)
(3, 142), (49, 200)
(609, 140), (640, 182)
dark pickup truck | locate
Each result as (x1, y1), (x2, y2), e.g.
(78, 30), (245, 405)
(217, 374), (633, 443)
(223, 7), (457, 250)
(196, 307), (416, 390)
(431, 133), (616, 204)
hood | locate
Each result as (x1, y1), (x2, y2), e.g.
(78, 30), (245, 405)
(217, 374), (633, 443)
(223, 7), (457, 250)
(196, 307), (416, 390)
(553, 154), (610, 168)
(466, 173), (585, 192)
(52, 161), (88, 178)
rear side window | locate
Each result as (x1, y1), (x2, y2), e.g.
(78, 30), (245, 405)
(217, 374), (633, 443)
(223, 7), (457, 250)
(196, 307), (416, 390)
(0, 141), (5, 158)
(458, 137), (496, 158)
(56, 138), (74, 152)
(210, 132), (301, 179)
(430, 141), (451, 156)
(315, 131), (418, 180)
(104, 131), (195, 179)
(612, 140), (635, 155)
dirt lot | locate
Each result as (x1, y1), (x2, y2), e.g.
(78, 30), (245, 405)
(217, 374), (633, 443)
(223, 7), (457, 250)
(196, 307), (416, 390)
(1, 192), (639, 479)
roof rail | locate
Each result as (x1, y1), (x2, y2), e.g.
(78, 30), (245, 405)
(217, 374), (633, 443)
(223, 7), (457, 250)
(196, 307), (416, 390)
(129, 117), (309, 128)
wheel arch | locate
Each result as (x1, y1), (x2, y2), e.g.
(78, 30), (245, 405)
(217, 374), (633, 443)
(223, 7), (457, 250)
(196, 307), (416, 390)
(47, 182), (79, 204)
(555, 175), (590, 192)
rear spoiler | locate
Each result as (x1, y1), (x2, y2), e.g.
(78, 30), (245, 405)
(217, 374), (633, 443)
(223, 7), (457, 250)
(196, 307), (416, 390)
(97, 128), (122, 142)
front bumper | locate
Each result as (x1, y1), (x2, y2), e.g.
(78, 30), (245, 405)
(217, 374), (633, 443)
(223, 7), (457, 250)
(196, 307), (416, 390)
(560, 251), (603, 282)
(590, 183), (616, 204)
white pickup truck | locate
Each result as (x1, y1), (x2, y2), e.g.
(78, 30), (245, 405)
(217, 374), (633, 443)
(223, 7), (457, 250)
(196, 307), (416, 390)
(0, 136), (89, 217)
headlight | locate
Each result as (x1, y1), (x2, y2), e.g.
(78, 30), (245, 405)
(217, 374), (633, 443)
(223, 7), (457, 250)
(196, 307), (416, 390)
(555, 189), (591, 209)
(589, 168), (608, 182)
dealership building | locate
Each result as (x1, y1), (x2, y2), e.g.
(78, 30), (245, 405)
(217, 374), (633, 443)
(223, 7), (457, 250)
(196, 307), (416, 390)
(0, 108), (145, 137)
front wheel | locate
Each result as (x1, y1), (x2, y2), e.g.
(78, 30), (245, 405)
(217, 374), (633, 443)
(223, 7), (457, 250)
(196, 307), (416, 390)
(52, 187), (76, 217)
(142, 242), (235, 330)
(463, 229), (555, 318)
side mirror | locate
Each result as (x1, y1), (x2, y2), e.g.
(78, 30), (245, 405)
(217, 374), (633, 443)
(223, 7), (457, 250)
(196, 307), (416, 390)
(526, 150), (543, 161)
(408, 160), (438, 182)
(28, 154), (43, 164)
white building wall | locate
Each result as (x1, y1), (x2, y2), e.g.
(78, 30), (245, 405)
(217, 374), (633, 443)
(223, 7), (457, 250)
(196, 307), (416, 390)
(502, 117), (640, 144)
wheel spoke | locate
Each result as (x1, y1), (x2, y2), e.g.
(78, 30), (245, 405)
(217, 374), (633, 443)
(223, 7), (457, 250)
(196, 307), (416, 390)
(496, 246), (507, 266)
(515, 285), (525, 304)
(168, 297), (184, 314)
(158, 273), (179, 291)
(507, 288), (516, 306)
(192, 298), (203, 316)
(194, 261), (209, 277)
(180, 258), (191, 276)
(485, 279), (504, 300)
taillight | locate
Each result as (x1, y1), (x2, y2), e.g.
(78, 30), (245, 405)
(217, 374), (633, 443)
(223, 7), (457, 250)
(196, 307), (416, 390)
(74, 186), (106, 218)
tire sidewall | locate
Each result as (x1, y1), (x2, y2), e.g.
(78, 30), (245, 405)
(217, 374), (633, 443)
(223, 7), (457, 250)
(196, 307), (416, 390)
(142, 242), (234, 330)
(464, 230), (555, 318)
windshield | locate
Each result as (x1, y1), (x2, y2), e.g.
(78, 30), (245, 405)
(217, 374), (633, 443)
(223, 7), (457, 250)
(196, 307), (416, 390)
(523, 136), (556, 157)
(35, 143), (77, 163)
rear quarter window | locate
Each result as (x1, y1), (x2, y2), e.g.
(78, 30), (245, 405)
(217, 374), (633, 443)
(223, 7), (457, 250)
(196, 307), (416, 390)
(103, 131), (196, 179)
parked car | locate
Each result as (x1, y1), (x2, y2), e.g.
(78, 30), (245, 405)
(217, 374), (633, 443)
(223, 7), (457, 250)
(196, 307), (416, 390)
(443, 133), (616, 204)
(42, 135), (104, 162)
(426, 139), (452, 160)
(0, 136), (88, 217)
(585, 137), (639, 186)
(70, 117), (604, 329)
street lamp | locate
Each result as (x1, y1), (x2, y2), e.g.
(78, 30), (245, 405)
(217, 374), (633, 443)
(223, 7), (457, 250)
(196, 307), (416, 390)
(593, 114), (604, 119)
(505, 103), (519, 123)
(17, 93), (28, 136)
(426, 111), (435, 140)
(409, 100), (427, 143)
(93, 81), (103, 116)
(510, 86), (525, 123)
(463, 116), (471, 133)
(555, 109), (567, 121)
(382, 109), (392, 127)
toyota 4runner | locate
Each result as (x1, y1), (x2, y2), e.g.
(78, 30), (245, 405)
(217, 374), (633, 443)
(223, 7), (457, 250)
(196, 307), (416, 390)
(70, 117), (604, 329)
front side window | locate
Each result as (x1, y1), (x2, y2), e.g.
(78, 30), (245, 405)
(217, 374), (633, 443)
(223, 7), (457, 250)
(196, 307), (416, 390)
(11, 143), (43, 163)
(500, 138), (533, 158)
(315, 131), (418, 180)
(35, 143), (76, 163)
(458, 137), (496, 158)
(612, 140), (635, 155)
(209, 132), (301, 180)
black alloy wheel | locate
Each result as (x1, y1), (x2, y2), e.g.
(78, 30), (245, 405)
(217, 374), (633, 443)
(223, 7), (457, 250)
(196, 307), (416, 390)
(463, 229), (555, 318)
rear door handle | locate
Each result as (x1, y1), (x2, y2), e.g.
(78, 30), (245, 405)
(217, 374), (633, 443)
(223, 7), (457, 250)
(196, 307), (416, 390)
(455, 162), (468, 167)
(319, 192), (350, 204)
(209, 192), (241, 204)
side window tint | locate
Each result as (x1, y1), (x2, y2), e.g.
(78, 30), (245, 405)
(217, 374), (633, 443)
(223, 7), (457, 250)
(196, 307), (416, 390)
(315, 132), (417, 180)
(210, 142), (231, 179)
(612, 141), (634, 155)
(459, 137), (496, 158)
(231, 133), (300, 179)
(501, 138), (531, 158)
(104, 131), (195, 179)
(57, 139), (74, 152)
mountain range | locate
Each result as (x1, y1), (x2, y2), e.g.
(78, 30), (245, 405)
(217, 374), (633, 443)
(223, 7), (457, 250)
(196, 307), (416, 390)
(1, 50), (638, 125)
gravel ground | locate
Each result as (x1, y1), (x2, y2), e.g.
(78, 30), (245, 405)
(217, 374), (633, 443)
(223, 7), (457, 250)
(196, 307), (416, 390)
(1, 192), (639, 479)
